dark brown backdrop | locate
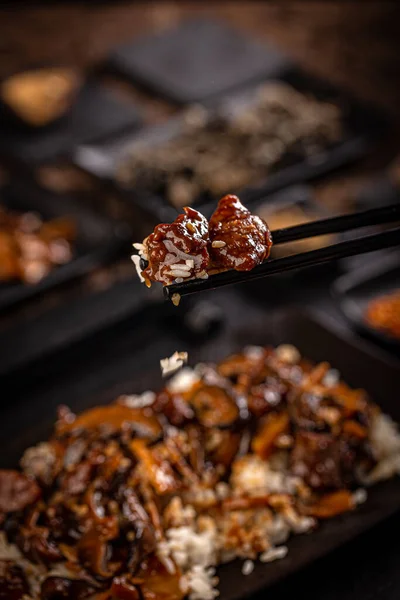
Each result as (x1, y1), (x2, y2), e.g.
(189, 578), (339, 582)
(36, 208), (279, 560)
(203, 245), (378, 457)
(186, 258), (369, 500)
(0, 2), (399, 119)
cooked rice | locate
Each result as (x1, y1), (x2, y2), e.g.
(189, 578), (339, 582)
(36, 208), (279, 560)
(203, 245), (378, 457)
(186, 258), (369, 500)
(131, 254), (145, 283)
(2, 345), (400, 600)
(119, 390), (155, 408)
(161, 351), (189, 376)
(167, 368), (200, 393)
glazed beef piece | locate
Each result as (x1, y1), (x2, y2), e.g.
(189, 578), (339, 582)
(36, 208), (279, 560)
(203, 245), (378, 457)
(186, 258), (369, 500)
(291, 431), (343, 489)
(141, 206), (209, 285)
(209, 195), (272, 271)
(0, 470), (41, 514)
(132, 194), (272, 286)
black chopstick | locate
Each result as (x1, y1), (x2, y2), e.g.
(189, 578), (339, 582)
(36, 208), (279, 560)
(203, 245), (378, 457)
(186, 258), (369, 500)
(164, 227), (400, 300)
(272, 202), (400, 245)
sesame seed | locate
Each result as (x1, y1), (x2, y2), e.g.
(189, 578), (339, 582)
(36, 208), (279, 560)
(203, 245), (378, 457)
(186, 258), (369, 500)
(242, 560), (254, 575)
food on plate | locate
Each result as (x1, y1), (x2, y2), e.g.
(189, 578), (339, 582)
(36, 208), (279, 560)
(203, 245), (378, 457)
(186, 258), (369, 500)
(117, 82), (343, 208)
(365, 290), (400, 339)
(131, 194), (273, 288)
(0, 205), (76, 284)
(1, 344), (399, 599)
(1, 68), (81, 127)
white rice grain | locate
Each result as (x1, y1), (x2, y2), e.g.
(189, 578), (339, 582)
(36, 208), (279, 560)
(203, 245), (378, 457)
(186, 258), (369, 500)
(160, 352), (189, 377)
(242, 560), (254, 575)
(183, 565), (220, 600)
(352, 488), (367, 506)
(275, 344), (300, 364)
(260, 545), (288, 563)
(370, 413), (400, 461)
(120, 391), (155, 409)
(131, 254), (145, 283)
(167, 368), (200, 393)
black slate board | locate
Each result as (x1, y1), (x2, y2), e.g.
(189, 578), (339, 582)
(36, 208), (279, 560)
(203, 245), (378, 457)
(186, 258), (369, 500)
(0, 81), (142, 164)
(0, 180), (129, 311)
(1, 304), (400, 600)
(75, 68), (387, 222)
(107, 18), (291, 104)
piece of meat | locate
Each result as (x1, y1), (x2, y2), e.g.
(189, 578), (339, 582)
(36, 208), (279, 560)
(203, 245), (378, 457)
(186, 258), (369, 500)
(152, 391), (195, 427)
(290, 431), (343, 489)
(142, 207), (209, 285)
(41, 576), (97, 600)
(109, 576), (140, 600)
(209, 195), (272, 271)
(61, 461), (93, 495)
(0, 470), (41, 513)
(15, 526), (62, 564)
(189, 384), (239, 428)
(0, 561), (30, 600)
(120, 488), (157, 570)
(288, 390), (324, 431)
(248, 380), (286, 417)
(130, 440), (180, 495)
(137, 556), (184, 600)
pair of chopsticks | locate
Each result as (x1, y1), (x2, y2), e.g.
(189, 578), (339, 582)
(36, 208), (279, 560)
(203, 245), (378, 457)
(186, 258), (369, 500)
(164, 203), (400, 301)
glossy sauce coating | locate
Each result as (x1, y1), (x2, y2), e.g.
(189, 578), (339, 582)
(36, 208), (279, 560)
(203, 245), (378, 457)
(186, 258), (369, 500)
(209, 194), (272, 271)
(137, 195), (272, 285)
(143, 207), (209, 285)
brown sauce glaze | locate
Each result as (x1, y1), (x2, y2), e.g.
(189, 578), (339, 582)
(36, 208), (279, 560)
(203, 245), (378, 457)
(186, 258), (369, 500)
(133, 195), (272, 286)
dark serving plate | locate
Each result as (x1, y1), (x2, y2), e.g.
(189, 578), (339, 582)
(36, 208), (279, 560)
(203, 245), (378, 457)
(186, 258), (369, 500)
(0, 180), (130, 311)
(2, 294), (400, 600)
(74, 67), (387, 223)
(332, 251), (400, 352)
(106, 18), (292, 104)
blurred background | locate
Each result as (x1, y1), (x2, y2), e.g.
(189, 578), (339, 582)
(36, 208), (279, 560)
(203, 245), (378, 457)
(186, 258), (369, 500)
(0, 0), (399, 382)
